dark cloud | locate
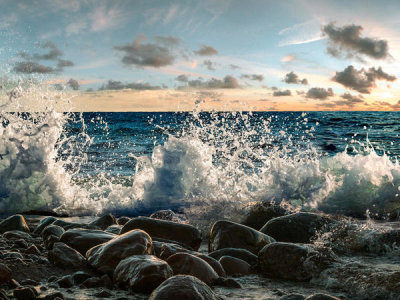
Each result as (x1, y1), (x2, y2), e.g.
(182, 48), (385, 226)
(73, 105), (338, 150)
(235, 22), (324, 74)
(155, 36), (180, 46)
(13, 61), (54, 74)
(114, 35), (177, 68)
(175, 74), (189, 82)
(334, 92), (364, 107)
(322, 23), (390, 60)
(67, 78), (79, 90)
(194, 44), (218, 56)
(283, 71), (308, 85)
(306, 87), (334, 99)
(57, 59), (74, 69)
(241, 74), (264, 82)
(196, 91), (223, 102)
(180, 75), (240, 89)
(229, 64), (240, 69)
(332, 65), (396, 94)
(203, 60), (216, 71)
(273, 89), (291, 97)
(100, 80), (162, 90)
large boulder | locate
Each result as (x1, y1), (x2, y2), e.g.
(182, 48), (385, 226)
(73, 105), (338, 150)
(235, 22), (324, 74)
(114, 255), (173, 293)
(149, 275), (218, 300)
(60, 228), (116, 255)
(42, 225), (64, 240)
(158, 243), (193, 260)
(219, 256), (252, 275)
(166, 253), (218, 286)
(33, 216), (57, 235)
(241, 202), (289, 230)
(208, 248), (258, 267)
(121, 217), (201, 250)
(90, 214), (116, 230)
(0, 263), (12, 283)
(86, 229), (153, 274)
(48, 242), (86, 268)
(209, 220), (275, 254)
(258, 242), (335, 281)
(0, 215), (30, 233)
(260, 213), (332, 243)
(196, 254), (226, 277)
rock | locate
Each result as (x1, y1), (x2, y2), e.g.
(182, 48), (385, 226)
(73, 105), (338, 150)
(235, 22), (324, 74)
(0, 263), (12, 283)
(148, 275), (218, 300)
(219, 255), (252, 275)
(150, 210), (187, 224)
(260, 213), (332, 243)
(258, 242), (335, 281)
(117, 216), (130, 225)
(48, 242), (86, 268)
(90, 214), (116, 230)
(13, 239), (28, 249)
(60, 228), (116, 255)
(213, 277), (242, 288)
(3, 231), (32, 240)
(42, 292), (65, 300)
(105, 225), (122, 234)
(121, 216), (201, 250)
(0, 215), (30, 233)
(33, 216), (57, 235)
(57, 275), (74, 288)
(93, 290), (113, 298)
(42, 225), (64, 241)
(305, 294), (339, 300)
(13, 287), (37, 300)
(82, 275), (112, 289)
(114, 255), (173, 293)
(208, 248), (258, 266)
(44, 235), (60, 250)
(0, 289), (8, 300)
(159, 243), (193, 260)
(166, 253), (218, 286)
(25, 245), (41, 255)
(72, 271), (92, 285)
(2, 252), (23, 259)
(195, 254), (226, 277)
(86, 229), (152, 274)
(241, 202), (289, 230)
(21, 279), (38, 285)
(279, 294), (306, 300)
(209, 220), (275, 254)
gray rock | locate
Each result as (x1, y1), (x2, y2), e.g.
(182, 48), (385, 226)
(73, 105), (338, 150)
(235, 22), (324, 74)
(114, 255), (173, 293)
(166, 253), (218, 286)
(42, 225), (64, 241)
(86, 229), (152, 274)
(0, 215), (30, 233)
(60, 228), (115, 255)
(260, 212), (332, 243)
(117, 216), (130, 225)
(208, 248), (258, 266)
(120, 216), (201, 250)
(90, 214), (116, 230)
(241, 202), (289, 230)
(33, 216), (57, 235)
(209, 220), (275, 254)
(3, 231), (32, 240)
(149, 275), (218, 300)
(195, 254), (226, 277)
(48, 242), (86, 268)
(219, 255), (252, 275)
(72, 271), (91, 285)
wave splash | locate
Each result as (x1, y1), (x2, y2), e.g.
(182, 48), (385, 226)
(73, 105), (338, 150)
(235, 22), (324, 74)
(1, 82), (400, 218)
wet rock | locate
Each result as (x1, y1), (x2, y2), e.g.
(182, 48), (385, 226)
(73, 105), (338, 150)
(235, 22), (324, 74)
(241, 202), (289, 230)
(209, 220), (275, 254)
(93, 289), (113, 298)
(159, 242), (193, 260)
(114, 255), (173, 293)
(57, 275), (74, 288)
(196, 254), (226, 277)
(13, 239), (28, 249)
(44, 235), (60, 250)
(305, 294), (339, 300)
(48, 242), (86, 268)
(20, 279), (38, 286)
(150, 209), (188, 224)
(117, 216), (130, 225)
(208, 248), (258, 267)
(72, 271), (92, 285)
(86, 229), (152, 274)
(33, 216), (57, 235)
(0, 263), (12, 283)
(82, 275), (112, 289)
(260, 213), (332, 243)
(2, 251), (23, 259)
(90, 214), (116, 230)
(13, 286), (38, 300)
(60, 228), (115, 255)
(258, 242), (335, 281)
(42, 225), (64, 241)
(279, 294), (306, 300)
(25, 245), (41, 255)
(0, 215), (30, 233)
(0, 289), (8, 300)
(148, 275), (218, 300)
(166, 253), (218, 286)
(121, 216), (201, 250)
(42, 292), (65, 300)
(213, 277), (242, 288)
(105, 225), (122, 234)
(219, 255), (252, 275)
(3, 230), (32, 240)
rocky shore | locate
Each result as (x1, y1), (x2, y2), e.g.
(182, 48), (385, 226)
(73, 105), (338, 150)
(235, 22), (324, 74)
(0, 204), (399, 299)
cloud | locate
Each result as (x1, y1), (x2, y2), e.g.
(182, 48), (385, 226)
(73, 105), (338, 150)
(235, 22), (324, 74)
(229, 64), (240, 69)
(175, 74), (189, 82)
(13, 62), (54, 74)
(273, 89), (291, 97)
(18, 41), (62, 61)
(114, 35), (178, 68)
(57, 59), (74, 69)
(334, 92), (364, 107)
(332, 65), (396, 94)
(155, 36), (180, 47)
(194, 45), (218, 56)
(179, 75), (240, 89)
(203, 60), (216, 71)
(322, 23), (390, 60)
(241, 74), (264, 82)
(306, 87), (334, 99)
(283, 71), (308, 85)
(99, 80), (162, 91)
(67, 78), (79, 90)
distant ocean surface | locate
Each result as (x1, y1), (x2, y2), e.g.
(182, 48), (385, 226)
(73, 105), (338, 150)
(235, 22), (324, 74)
(2, 110), (400, 218)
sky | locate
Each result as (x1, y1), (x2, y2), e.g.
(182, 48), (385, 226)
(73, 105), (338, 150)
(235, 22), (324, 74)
(1, 0), (400, 111)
